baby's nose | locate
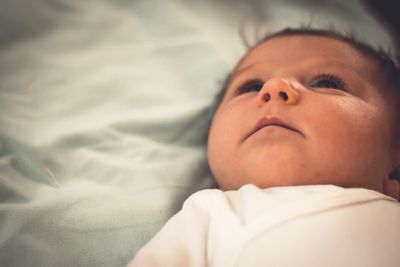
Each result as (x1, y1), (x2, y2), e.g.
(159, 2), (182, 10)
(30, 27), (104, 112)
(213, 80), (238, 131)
(257, 78), (300, 106)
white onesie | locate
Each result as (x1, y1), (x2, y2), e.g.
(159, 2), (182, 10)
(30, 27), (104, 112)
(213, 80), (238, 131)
(128, 184), (400, 267)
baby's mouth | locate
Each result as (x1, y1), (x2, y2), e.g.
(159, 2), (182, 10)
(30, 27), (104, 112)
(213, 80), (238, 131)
(245, 116), (304, 140)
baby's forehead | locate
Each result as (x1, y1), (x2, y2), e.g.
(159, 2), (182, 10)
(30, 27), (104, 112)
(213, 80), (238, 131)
(237, 34), (376, 73)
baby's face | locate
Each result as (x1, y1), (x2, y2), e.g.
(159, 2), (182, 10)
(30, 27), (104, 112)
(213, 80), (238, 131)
(208, 34), (399, 196)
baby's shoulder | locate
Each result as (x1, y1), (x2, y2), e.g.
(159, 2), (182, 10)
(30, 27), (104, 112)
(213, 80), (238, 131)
(185, 184), (259, 203)
(182, 184), (264, 217)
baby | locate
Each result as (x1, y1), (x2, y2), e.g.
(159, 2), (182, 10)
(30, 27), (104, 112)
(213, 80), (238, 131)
(128, 28), (400, 266)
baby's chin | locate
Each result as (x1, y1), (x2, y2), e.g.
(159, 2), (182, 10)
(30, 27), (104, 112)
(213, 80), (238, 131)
(217, 176), (338, 191)
(210, 145), (384, 191)
(216, 171), (314, 191)
(216, 165), (384, 193)
(214, 156), (353, 191)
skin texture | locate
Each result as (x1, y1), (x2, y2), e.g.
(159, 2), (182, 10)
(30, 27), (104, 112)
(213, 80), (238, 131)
(207, 34), (400, 200)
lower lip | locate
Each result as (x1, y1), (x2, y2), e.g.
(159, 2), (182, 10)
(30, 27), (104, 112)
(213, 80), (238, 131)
(260, 125), (292, 131)
(244, 125), (302, 142)
(253, 125), (297, 136)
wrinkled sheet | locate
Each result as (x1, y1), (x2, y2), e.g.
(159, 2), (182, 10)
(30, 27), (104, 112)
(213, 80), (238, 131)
(0, 0), (394, 266)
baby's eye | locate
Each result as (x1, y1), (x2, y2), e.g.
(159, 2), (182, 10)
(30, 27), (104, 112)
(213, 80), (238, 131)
(310, 74), (346, 90)
(237, 79), (264, 94)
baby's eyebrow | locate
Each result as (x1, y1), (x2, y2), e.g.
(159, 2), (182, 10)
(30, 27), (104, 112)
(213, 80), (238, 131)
(230, 64), (256, 81)
(230, 60), (364, 82)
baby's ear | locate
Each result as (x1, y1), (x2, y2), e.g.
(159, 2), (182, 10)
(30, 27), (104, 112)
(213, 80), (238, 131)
(384, 170), (400, 201)
(384, 148), (400, 201)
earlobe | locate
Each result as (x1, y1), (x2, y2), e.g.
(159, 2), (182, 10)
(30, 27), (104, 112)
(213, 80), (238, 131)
(385, 145), (400, 201)
(388, 169), (400, 180)
(383, 170), (400, 201)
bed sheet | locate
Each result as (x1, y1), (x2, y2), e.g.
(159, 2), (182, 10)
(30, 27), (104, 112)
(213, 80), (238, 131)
(0, 0), (394, 266)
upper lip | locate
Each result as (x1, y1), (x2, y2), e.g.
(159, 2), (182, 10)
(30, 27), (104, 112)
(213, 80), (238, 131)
(245, 116), (303, 140)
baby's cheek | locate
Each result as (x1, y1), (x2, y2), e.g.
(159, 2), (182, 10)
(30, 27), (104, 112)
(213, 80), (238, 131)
(208, 115), (232, 162)
(207, 108), (246, 185)
(349, 101), (392, 147)
(323, 99), (391, 167)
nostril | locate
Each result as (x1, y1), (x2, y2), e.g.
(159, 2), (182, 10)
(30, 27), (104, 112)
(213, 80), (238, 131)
(263, 93), (271, 102)
(279, 91), (288, 101)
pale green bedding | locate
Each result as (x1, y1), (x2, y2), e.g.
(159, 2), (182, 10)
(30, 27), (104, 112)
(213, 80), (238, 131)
(0, 0), (394, 266)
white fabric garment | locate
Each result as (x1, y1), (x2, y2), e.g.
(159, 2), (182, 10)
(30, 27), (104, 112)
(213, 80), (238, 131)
(129, 184), (400, 267)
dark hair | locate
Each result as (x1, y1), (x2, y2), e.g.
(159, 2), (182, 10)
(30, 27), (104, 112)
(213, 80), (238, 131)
(209, 27), (400, 138)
